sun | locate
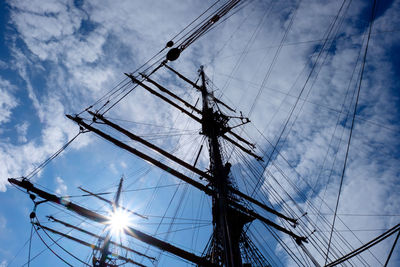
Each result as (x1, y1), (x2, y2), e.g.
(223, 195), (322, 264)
(109, 208), (130, 234)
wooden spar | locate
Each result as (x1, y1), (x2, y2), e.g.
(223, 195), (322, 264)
(8, 178), (214, 266)
(222, 135), (262, 161)
(162, 64), (258, 148)
(7, 126), (303, 257)
(229, 188), (297, 224)
(66, 115), (214, 196)
(89, 111), (211, 181)
(225, 127), (256, 149)
(86, 112), (295, 223)
(124, 73), (202, 123)
(33, 223), (147, 267)
(163, 63), (236, 112)
(145, 69), (256, 147)
(163, 63), (200, 90)
(228, 201), (306, 243)
(66, 116), (303, 238)
(125, 73), (262, 160)
(78, 186), (148, 219)
(140, 74), (202, 114)
(47, 216), (155, 261)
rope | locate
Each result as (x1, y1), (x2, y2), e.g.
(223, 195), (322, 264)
(27, 223), (34, 267)
(326, 224), (400, 267)
(250, 0), (349, 197)
(247, 0), (301, 116)
(78, 0), (246, 117)
(25, 132), (81, 180)
(324, 0), (377, 263)
(37, 219), (92, 266)
(33, 225), (74, 266)
(384, 229), (400, 267)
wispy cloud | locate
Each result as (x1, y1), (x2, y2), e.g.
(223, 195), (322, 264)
(0, 78), (18, 124)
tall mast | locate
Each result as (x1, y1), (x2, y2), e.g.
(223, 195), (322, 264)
(9, 63), (308, 266)
(199, 66), (249, 266)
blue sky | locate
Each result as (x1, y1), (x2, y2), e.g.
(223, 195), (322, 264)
(0, 0), (400, 266)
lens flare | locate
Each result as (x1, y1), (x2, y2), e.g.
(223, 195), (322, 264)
(109, 208), (130, 234)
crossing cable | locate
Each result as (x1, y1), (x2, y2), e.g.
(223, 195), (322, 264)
(260, 171), (348, 264)
(266, 158), (367, 265)
(35, 218), (92, 266)
(140, 113), (200, 264)
(324, 0), (378, 264)
(204, 0), (257, 69)
(23, 132), (81, 181)
(250, 0), (349, 197)
(154, 127), (208, 262)
(21, 225), (76, 266)
(87, 0), (246, 116)
(82, 0), (217, 115)
(271, 0), (356, 210)
(384, 229), (400, 267)
(326, 224), (400, 267)
(315, 80), (374, 265)
(252, 221), (305, 267)
(232, 148), (336, 264)
(248, 111), (378, 265)
(231, 136), (362, 265)
(310, 27), (365, 219)
(154, 184), (189, 266)
(256, 128), (371, 265)
(219, 0), (275, 95)
(247, 0), (302, 117)
(33, 224), (74, 266)
(215, 69), (398, 133)
(221, 0), (299, 163)
(5, 234), (31, 267)
(215, 27), (400, 61)
(248, 228), (284, 267)
(240, 137), (363, 264)
(197, 0), (254, 44)
(27, 223), (34, 267)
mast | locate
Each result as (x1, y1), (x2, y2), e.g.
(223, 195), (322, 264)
(98, 177), (124, 267)
(199, 66), (250, 266)
(8, 178), (214, 266)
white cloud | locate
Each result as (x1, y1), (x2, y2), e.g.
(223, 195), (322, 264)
(0, 78), (18, 124)
(15, 121), (29, 143)
(8, 0), (85, 61)
(0, 60), (7, 69)
(120, 161), (127, 169)
(55, 176), (67, 195)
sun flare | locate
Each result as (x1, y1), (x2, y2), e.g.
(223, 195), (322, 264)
(109, 208), (130, 233)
